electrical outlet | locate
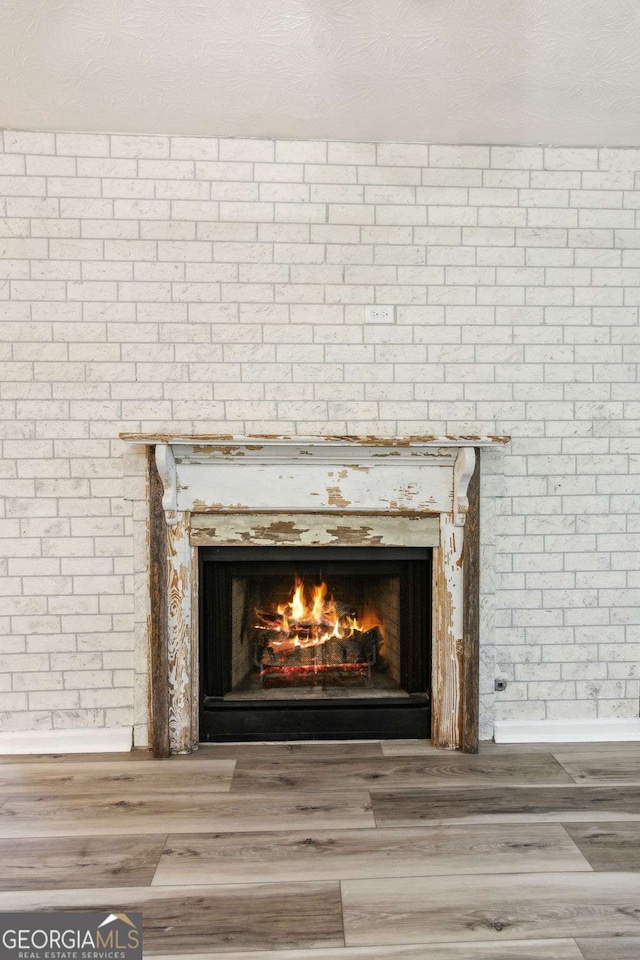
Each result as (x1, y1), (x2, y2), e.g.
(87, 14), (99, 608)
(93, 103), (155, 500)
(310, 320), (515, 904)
(366, 305), (394, 323)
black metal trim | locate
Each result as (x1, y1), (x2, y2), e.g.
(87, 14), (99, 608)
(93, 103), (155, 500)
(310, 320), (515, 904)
(199, 696), (430, 742)
(201, 545), (430, 562)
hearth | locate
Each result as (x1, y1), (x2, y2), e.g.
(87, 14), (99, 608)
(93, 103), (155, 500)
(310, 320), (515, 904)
(199, 546), (431, 741)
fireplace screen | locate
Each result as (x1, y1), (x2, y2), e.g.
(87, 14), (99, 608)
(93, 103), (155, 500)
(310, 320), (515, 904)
(200, 547), (431, 740)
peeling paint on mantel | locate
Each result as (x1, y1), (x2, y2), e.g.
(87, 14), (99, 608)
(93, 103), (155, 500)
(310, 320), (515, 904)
(120, 432), (511, 447)
(121, 435), (510, 522)
(190, 512), (440, 549)
(142, 438), (502, 519)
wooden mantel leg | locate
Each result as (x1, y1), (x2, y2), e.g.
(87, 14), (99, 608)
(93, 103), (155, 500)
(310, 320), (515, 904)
(431, 447), (479, 751)
(431, 511), (464, 749)
(166, 511), (193, 754)
(154, 443), (195, 754)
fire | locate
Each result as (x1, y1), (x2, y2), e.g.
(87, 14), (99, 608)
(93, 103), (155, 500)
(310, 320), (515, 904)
(255, 575), (379, 654)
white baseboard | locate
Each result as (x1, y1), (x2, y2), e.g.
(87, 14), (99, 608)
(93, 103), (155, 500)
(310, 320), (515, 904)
(0, 726), (133, 755)
(494, 718), (640, 744)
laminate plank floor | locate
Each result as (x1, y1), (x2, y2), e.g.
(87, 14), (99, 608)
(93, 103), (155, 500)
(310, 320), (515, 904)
(576, 938), (640, 959)
(341, 872), (640, 946)
(152, 822), (590, 886)
(0, 789), (375, 837)
(0, 759), (236, 795)
(196, 742), (385, 759)
(0, 750), (157, 764)
(232, 752), (573, 793)
(144, 940), (586, 960)
(0, 834), (166, 890)
(563, 822), (640, 871)
(554, 748), (640, 784)
(371, 784), (640, 825)
(381, 741), (640, 758)
(5, 739), (640, 959)
(0, 883), (344, 954)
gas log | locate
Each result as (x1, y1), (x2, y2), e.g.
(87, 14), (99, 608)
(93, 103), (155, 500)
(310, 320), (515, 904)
(256, 625), (382, 668)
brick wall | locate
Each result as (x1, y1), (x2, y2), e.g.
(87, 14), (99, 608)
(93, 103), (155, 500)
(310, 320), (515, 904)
(1, 130), (638, 743)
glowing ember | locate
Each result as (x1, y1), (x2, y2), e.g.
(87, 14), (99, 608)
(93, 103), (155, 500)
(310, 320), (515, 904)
(260, 663), (368, 677)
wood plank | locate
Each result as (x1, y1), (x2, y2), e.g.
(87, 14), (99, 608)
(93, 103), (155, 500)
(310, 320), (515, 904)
(381, 739), (442, 756)
(381, 742), (640, 758)
(166, 510), (194, 754)
(152, 823), (591, 886)
(0, 835), (166, 891)
(231, 753), (573, 793)
(0, 789), (375, 838)
(576, 938), (640, 959)
(341, 872), (640, 947)
(372, 785), (640, 826)
(554, 749), (640, 784)
(461, 449), (480, 753)
(0, 749), (154, 763)
(0, 882), (344, 954)
(0, 758), (236, 795)
(194, 742), (384, 760)
(563, 822), (640, 871)
(380, 741), (586, 757)
(148, 444), (170, 758)
(190, 512), (440, 548)
(144, 939), (585, 960)
(431, 512), (462, 750)
(175, 449), (457, 515)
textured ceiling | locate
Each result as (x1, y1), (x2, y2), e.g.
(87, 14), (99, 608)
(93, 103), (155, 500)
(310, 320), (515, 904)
(2, 0), (640, 144)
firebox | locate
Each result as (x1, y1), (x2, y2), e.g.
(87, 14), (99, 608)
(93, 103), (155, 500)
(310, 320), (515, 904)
(199, 546), (431, 741)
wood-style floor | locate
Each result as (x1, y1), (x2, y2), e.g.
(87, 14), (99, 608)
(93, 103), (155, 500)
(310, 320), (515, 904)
(2, 740), (640, 958)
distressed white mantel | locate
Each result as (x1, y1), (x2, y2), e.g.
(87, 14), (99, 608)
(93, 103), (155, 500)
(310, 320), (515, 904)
(122, 434), (509, 753)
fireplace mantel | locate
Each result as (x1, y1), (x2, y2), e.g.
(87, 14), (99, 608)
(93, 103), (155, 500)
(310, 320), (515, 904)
(122, 433), (508, 521)
(122, 434), (509, 755)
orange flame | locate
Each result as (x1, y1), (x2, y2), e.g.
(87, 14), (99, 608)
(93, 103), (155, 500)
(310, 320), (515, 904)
(255, 575), (381, 654)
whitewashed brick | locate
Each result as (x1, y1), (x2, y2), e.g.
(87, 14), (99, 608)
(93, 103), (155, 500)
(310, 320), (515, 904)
(4, 131), (55, 154)
(423, 169), (483, 187)
(357, 166), (420, 186)
(377, 143), (429, 166)
(56, 133), (109, 157)
(430, 146), (490, 168)
(1, 129), (639, 738)
(276, 140), (326, 163)
(114, 199), (170, 220)
(26, 156), (74, 176)
(600, 148), (640, 171)
(303, 164), (354, 186)
(545, 148), (598, 170)
(171, 137), (219, 160)
(219, 138), (274, 162)
(492, 147), (543, 169)
(484, 170), (529, 188)
(429, 206), (476, 226)
(103, 179), (155, 199)
(580, 209), (634, 228)
(261, 183), (308, 202)
(110, 135), (169, 158)
(328, 142), (375, 165)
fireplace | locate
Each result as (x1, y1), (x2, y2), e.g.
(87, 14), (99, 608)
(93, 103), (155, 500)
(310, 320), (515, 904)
(199, 547), (431, 740)
(120, 433), (507, 755)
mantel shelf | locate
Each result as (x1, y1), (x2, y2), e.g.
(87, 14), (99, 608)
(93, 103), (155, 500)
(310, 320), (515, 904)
(120, 433), (510, 448)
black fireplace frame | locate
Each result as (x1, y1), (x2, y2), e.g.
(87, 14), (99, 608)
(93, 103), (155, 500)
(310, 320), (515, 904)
(198, 545), (431, 742)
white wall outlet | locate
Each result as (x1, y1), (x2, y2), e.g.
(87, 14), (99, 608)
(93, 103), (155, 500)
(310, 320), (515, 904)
(366, 305), (394, 323)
